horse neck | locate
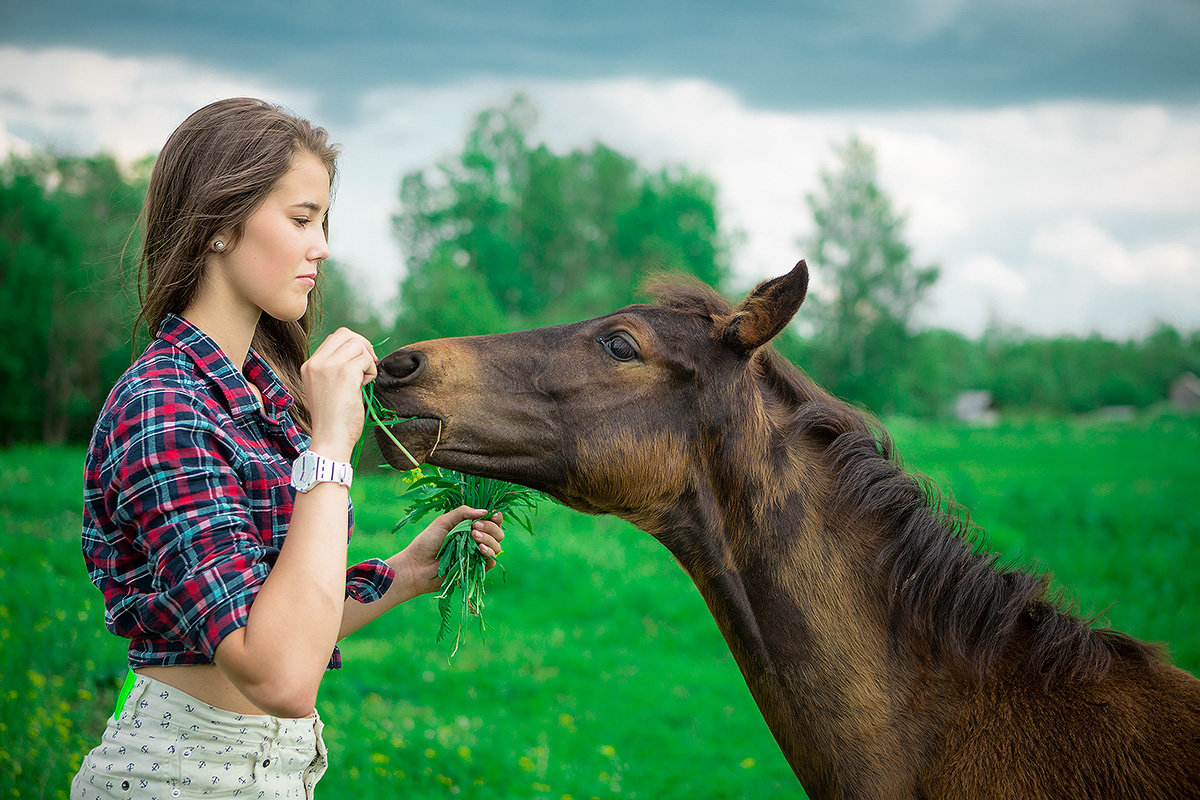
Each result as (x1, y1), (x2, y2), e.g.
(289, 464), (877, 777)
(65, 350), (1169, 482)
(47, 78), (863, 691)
(644, 443), (928, 797)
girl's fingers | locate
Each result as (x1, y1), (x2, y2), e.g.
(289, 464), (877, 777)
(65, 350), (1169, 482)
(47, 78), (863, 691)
(306, 337), (377, 393)
(311, 328), (376, 369)
(472, 518), (504, 540)
(471, 519), (504, 565)
(361, 356), (378, 385)
(310, 326), (359, 356)
(471, 529), (502, 556)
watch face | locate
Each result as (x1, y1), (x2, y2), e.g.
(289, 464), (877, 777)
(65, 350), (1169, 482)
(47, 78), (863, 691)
(293, 451), (317, 490)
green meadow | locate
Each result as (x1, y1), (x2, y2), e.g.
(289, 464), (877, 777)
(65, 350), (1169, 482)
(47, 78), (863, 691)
(2, 412), (1198, 799)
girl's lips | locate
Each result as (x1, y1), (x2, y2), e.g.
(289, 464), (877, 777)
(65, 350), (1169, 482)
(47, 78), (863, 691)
(297, 275), (316, 287)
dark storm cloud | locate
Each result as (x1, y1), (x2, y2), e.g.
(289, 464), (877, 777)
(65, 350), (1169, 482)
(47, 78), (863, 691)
(4, 0), (1199, 118)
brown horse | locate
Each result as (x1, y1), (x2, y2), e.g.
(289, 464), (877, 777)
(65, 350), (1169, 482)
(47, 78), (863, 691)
(371, 260), (1200, 799)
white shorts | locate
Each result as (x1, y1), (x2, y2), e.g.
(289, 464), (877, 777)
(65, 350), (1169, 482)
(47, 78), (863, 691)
(71, 672), (328, 799)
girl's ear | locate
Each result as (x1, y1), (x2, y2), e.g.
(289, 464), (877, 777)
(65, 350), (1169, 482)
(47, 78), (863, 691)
(720, 260), (809, 355)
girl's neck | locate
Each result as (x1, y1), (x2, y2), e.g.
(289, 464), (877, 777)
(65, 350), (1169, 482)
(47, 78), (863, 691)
(182, 289), (262, 369)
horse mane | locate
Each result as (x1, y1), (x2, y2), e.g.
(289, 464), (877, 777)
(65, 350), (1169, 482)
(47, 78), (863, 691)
(785, 383), (1163, 687)
(646, 274), (1162, 687)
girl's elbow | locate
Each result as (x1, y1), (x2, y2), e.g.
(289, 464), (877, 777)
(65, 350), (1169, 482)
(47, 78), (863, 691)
(242, 674), (320, 719)
(258, 690), (318, 720)
(215, 635), (321, 718)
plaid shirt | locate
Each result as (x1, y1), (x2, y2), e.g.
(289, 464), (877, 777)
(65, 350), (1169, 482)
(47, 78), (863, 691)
(82, 314), (394, 669)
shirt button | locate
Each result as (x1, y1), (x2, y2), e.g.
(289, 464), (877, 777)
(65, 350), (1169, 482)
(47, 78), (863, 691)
(121, 781), (130, 790)
(262, 757), (271, 767)
(171, 789), (181, 798)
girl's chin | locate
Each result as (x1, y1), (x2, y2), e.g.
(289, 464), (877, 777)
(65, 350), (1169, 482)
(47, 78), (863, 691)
(263, 303), (310, 324)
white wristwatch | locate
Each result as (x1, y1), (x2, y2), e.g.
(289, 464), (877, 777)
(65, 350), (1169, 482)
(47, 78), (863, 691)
(290, 450), (354, 493)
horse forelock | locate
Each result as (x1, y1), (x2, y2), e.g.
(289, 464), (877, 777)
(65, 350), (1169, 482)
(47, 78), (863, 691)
(640, 272), (734, 320)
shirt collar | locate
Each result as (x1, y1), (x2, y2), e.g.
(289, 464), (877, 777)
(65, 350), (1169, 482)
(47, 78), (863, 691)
(157, 313), (295, 421)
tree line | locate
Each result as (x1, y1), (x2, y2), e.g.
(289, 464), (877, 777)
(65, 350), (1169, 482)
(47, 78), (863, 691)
(2, 96), (1197, 446)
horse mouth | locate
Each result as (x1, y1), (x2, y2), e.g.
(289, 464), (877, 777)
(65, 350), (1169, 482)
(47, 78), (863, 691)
(373, 416), (443, 470)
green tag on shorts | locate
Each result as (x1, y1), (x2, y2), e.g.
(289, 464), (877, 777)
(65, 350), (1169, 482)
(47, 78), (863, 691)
(113, 668), (136, 720)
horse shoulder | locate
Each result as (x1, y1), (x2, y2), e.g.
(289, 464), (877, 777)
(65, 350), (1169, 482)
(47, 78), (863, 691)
(923, 655), (1200, 799)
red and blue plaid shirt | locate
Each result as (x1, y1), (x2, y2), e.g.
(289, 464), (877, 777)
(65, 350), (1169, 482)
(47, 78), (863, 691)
(82, 313), (394, 669)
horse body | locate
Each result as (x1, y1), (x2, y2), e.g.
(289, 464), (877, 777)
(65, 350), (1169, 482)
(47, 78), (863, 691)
(373, 261), (1200, 798)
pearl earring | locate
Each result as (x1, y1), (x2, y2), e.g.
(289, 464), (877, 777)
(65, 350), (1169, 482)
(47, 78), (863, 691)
(213, 240), (226, 252)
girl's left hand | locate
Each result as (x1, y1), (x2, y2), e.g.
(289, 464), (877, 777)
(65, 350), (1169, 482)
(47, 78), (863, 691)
(399, 506), (504, 595)
(302, 327), (378, 463)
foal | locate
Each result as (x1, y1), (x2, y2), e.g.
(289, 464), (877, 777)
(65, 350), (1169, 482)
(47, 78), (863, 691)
(372, 261), (1200, 799)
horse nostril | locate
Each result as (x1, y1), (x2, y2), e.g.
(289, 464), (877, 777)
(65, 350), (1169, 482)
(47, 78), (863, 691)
(377, 348), (427, 387)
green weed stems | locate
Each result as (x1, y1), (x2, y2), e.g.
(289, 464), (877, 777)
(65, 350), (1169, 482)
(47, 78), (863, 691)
(355, 382), (420, 471)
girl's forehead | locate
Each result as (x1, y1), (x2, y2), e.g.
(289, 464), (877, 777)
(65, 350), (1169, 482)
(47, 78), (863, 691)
(272, 152), (331, 204)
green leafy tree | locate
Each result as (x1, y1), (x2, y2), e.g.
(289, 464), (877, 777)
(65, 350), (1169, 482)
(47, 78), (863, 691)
(1, 153), (148, 443)
(0, 171), (78, 444)
(390, 243), (509, 344)
(392, 94), (730, 340)
(801, 136), (939, 413)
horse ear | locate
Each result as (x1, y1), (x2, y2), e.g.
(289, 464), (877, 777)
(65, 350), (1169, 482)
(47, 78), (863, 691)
(722, 260), (809, 354)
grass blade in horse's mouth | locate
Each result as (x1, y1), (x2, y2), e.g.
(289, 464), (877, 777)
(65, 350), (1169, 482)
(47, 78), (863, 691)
(358, 383), (424, 468)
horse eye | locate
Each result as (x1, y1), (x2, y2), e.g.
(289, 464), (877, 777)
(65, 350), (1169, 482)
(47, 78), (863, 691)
(600, 333), (639, 362)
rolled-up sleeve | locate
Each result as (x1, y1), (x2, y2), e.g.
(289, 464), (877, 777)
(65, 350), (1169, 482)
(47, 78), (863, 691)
(345, 559), (395, 603)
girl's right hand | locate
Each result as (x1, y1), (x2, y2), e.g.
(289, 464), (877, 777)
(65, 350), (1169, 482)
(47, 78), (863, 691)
(301, 327), (378, 462)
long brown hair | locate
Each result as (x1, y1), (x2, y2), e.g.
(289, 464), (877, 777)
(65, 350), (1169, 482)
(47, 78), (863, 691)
(135, 97), (340, 430)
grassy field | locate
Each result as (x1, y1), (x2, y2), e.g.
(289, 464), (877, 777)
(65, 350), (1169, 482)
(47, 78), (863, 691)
(1, 412), (1198, 799)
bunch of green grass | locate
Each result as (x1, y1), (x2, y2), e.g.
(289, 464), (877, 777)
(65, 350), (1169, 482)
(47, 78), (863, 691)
(394, 467), (546, 659)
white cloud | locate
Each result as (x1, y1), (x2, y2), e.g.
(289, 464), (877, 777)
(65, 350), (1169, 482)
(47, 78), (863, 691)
(1032, 217), (1143, 286)
(0, 46), (314, 162)
(1026, 216), (1200, 336)
(3, 45), (1198, 338)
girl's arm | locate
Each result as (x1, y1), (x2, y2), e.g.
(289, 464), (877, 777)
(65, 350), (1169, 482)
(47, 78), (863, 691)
(213, 328), (376, 718)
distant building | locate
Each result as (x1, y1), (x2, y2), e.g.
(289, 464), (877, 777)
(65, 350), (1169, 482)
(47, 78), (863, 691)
(953, 390), (998, 425)
(1170, 373), (1200, 411)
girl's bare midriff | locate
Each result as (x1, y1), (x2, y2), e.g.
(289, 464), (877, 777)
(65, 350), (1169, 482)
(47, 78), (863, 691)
(138, 664), (280, 717)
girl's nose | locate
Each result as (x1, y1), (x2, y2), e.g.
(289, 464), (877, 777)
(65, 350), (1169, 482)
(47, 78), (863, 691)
(310, 229), (330, 262)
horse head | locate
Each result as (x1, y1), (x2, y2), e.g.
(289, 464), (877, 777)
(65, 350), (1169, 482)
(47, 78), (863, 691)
(372, 260), (810, 536)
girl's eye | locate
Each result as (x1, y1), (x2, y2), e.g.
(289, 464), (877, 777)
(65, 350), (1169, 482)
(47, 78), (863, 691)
(599, 333), (639, 362)
(293, 217), (310, 228)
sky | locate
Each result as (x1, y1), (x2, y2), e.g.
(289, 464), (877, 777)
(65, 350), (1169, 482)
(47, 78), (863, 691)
(2, 0), (1199, 338)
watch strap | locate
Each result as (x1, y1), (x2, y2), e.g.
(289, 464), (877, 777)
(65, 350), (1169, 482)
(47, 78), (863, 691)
(312, 454), (353, 487)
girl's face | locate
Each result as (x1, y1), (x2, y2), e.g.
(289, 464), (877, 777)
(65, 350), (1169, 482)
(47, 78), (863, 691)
(211, 151), (332, 323)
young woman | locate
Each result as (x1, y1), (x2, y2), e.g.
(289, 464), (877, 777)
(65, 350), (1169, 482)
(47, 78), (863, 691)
(72, 97), (504, 798)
